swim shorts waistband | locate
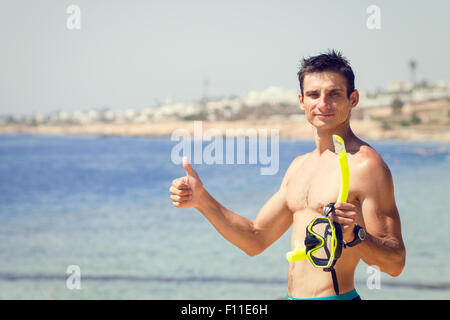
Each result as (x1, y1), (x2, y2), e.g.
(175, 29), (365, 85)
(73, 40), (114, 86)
(286, 288), (360, 300)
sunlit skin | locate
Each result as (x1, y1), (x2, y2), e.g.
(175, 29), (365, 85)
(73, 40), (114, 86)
(169, 71), (405, 298)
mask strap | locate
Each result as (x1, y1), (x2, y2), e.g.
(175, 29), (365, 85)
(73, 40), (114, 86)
(323, 202), (340, 296)
(331, 268), (339, 296)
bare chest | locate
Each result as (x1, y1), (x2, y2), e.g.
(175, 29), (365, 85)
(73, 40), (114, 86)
(286, 156), (343, 214)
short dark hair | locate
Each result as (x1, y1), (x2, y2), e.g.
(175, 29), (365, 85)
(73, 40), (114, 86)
(298, 50), (355, 98)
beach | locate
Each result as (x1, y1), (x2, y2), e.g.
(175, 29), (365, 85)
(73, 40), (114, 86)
(2, 98), (449, 142)
(1, 118), (449, 142)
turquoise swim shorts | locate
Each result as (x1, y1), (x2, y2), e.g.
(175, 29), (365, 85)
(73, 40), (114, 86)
(286, 289), (361, 300)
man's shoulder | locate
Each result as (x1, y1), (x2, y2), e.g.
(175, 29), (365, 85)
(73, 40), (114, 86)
(289, 152), (314, 170)
(281, 152), (313, 187)
(351, 143), (392, 183)
(292, 152), (312, 164)
(350, 141), (397, 207)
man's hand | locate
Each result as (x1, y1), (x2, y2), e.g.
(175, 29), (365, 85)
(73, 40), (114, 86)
(329, 202), (359, 243)
(170, 157), (204, 208)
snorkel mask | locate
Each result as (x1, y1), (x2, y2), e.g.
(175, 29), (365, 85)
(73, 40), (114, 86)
(286, 207), (343, 270)
(286, 135), (349, 295)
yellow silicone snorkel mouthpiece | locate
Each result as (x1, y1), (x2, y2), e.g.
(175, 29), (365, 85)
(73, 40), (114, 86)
(286, 245), (307, 262)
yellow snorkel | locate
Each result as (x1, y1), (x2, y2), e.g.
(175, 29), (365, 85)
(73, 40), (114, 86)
(333, 134), (349, 204)
(286, 134), (349, 264)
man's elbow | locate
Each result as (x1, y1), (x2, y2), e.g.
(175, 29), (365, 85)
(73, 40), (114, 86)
(245, 244), (265, 257)
(386, 247), (406, 277)
(244, 237), (268, 257)
(246, 250), (261, 257)
(244, 225), (268, 257)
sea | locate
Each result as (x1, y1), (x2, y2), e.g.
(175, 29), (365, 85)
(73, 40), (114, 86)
(0, 133), (449, 300)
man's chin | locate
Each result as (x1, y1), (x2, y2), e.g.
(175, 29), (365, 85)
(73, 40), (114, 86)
(310, 120), (337, 130)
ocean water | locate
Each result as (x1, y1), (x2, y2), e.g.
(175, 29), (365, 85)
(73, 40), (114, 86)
(0, 133), (449, 300)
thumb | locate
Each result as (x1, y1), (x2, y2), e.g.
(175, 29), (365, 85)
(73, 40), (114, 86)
(182, 156), (197, 179)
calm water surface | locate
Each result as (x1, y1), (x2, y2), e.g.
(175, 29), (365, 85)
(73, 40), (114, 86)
(0, 134), (449, 299)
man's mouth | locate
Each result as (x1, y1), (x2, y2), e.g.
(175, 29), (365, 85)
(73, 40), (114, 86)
(315, 113), (335, 118)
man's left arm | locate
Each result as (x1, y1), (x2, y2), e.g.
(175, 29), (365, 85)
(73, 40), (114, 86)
(333, 158), (406, 277)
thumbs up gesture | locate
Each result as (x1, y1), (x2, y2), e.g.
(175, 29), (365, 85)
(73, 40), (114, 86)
(170, 157), (204, 208)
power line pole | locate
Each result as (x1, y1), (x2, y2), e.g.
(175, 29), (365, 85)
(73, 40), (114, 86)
(408, 60), (417, 105)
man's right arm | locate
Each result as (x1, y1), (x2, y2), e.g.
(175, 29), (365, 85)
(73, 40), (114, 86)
(194, 184), (292, 256)
(170, 156), (303, 256)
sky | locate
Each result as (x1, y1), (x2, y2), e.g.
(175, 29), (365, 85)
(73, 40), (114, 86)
(0, 0), (449, 116)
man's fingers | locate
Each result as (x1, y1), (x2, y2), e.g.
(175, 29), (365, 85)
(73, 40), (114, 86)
(170, 194), (192, 202)
(334, 209), (357, 220)
(330, 210), (356, 226)
(169, 186), (192, 196)
(172, 178), (190, 190)
(170, 175), (194, 209)
(172, 201), (182, 208)
(331, 215), (355, 226)
(334, 202), (356, 211)
(172, 201), (190, 208)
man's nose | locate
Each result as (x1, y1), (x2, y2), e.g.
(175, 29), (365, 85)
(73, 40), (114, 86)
(317, 95), (332, 111)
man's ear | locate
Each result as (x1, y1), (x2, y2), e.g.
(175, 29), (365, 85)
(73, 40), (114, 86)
(298, 93), (305, 111)
(349, 90), (359, 109)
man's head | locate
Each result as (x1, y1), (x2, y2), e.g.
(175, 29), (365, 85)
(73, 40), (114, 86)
(297, 50), (359, 131)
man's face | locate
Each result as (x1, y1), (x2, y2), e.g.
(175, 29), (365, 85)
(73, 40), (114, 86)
(299, 71), (358, 131)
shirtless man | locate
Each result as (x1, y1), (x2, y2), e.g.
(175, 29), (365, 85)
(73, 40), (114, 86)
(169, 50), (406, 299)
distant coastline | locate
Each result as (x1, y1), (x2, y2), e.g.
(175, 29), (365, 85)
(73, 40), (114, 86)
(1, 119), (449, 142)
